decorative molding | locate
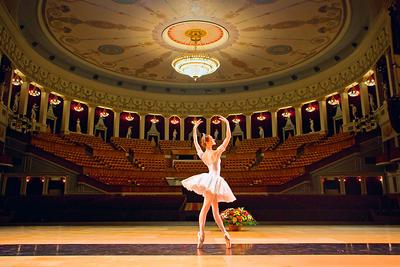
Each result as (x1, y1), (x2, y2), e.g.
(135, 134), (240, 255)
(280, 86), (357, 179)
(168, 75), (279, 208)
(0, 7), (391, 117)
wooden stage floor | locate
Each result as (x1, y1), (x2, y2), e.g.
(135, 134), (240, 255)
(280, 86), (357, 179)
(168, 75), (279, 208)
(0, 224), (399, 266)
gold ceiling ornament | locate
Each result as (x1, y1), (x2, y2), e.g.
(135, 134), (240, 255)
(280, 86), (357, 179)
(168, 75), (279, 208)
(172, 28), (220, 81)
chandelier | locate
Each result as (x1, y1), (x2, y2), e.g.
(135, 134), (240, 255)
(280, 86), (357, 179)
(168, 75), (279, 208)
(99, 109), (109, 118)
(211, 117), (221, 125)
(170, 116), (179, 125)
(49, 96), (61, 105)
(256, 113), (266, 121)
(328, 96), (339, 106)
(171, 29), (220, 81)
(305, 103), (316, 113)
(232, 116), (241, 124)
(73, 103), (84, 112)
(282, 109), (291, 118)
(364, 76), (376, 86)
(28, 86), (41, 97)
(125, 113), (134, 122)
(348, 87), (360, 97)
(12, 75), (23, 86)
(150, 115), (159, 123)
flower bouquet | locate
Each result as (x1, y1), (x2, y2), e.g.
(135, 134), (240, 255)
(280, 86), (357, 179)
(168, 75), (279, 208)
(220, 207), (256, 231)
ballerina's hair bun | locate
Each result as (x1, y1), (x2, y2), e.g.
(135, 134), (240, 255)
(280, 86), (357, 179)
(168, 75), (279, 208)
(201, 133), (210, 148)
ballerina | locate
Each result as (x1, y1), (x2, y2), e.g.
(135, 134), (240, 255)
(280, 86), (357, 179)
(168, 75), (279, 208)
(181, 115), (236, 249)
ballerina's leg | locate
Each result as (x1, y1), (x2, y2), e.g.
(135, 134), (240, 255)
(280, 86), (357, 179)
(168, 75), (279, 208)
(211, 195), (228, 234)
(199, 191), (213, 235)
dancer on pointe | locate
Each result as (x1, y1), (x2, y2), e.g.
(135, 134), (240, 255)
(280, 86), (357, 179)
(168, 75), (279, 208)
(181, 116), (236, 249)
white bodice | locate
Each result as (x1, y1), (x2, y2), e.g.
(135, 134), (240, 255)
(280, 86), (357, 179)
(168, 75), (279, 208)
(200, 149), (222, 176)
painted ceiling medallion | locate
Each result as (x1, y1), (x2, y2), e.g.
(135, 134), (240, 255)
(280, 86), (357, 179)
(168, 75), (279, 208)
(171, 27), (220, 81)
(162, 20), (229, 51)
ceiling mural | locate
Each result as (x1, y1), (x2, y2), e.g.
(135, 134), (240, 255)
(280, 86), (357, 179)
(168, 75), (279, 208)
(41, 0), (347, 84)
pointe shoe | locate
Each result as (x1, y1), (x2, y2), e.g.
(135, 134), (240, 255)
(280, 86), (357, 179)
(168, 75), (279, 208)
(197, 232), (205, 249)
(224, 232), (231, 249)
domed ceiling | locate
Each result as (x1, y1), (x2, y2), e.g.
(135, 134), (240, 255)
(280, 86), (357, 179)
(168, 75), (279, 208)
(41, 0), (347, 86)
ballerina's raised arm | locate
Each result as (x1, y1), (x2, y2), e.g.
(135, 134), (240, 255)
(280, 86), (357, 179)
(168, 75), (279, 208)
(193, 119), (204, 158)
(216, 116), (231, 155)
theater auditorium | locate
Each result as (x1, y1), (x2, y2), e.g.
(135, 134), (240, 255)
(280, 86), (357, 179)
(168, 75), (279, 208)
(0, 0), (400, 266)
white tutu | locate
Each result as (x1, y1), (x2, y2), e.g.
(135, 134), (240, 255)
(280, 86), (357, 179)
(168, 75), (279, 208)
(181, 173), (236, 203)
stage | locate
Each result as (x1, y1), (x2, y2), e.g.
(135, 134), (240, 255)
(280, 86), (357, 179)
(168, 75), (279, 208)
(0, 224), (399, 266)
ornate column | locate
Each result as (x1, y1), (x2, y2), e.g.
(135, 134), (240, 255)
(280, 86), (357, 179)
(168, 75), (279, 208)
(319, 99), (328, 133)
(113, 109), (121, 138)
(139, 114), (145, 139)
(271, 110), (278, 137)
(245, 114), (252, 139)
(373, 67), (381, 107)
(164, 116), (169, 140)
(206, 116), (211, 136)
(19, 80), (29, 115)
(39, 89), (49, 130)
(87, 104), (95, 135)
(61, 97), (71, 133)
(180, 116), (185, 140)
(221, 118), (227, 140)
(340, 91), (350, 131)
(360, 83), (370, 116)
(295, 106), (302, 135)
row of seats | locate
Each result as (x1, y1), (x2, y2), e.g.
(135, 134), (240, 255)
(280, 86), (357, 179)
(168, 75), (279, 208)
(234, 137), (279, 153)
(64, 133), (114, 150)
(159, 140), (192, 153)
(277, 133), (325, 150)
(31, 138), (104, 168)
(111, 137), (157, 154)
(133, 153), (169, 171)
(256, 150), (297, 170)
(288, 133), (355, 167)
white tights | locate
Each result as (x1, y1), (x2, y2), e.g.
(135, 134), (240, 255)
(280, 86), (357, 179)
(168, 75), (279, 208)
(198, 191), (228, 235)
